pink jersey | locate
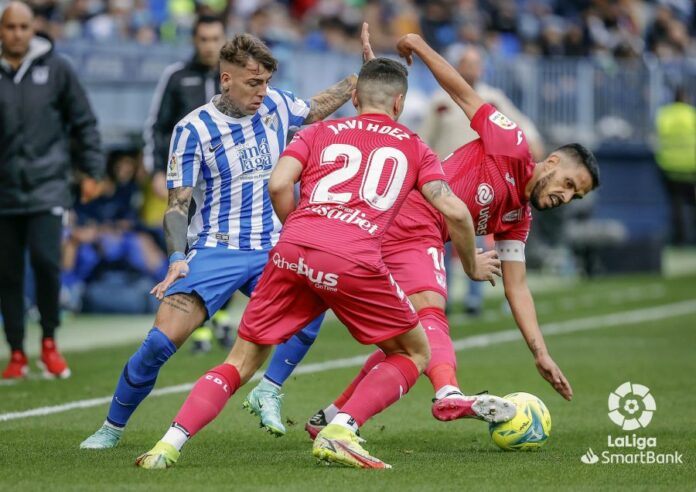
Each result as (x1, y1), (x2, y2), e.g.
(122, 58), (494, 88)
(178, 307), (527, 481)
(384, 103), (534, 248)
(279, 113), (445, 269)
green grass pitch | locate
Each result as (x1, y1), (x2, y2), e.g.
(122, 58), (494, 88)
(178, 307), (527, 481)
(1, 273), (694, 491)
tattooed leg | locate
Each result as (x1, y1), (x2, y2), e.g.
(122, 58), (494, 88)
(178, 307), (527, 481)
(155, 294), (207, 347)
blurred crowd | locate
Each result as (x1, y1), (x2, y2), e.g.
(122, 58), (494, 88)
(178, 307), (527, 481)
(57, 151), (168, 314)
(5, 0), (695, 319)
(11, 0), (696, 61)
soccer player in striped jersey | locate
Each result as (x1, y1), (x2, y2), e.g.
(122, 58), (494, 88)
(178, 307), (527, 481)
(80, 32), (363, 450)
(133, 54), (499, 470)
(245, 32), (600, 438)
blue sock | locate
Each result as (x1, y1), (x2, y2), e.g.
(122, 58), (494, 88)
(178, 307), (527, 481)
(264, 313), (324, 386)
(106, 327), (176, 427)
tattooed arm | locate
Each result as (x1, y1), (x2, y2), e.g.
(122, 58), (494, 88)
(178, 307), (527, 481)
(396, 33), (484, 121)
(163, 187), (193, 256)
(150, 187), (193, 300)
(304, 74), (358, 124)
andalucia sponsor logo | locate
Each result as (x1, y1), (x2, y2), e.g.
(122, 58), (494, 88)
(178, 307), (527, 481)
(580, 382), (683, 465)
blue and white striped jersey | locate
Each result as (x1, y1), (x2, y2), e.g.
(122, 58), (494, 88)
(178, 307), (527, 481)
(166, 88), (310, 251)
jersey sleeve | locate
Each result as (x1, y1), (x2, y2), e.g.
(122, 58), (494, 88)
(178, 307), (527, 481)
(493, 208), (532, 261)
(276, 88), (311, 129)
(416, 143), (446, 189)
(280, 124), (318, 166)
(470, 103), (531, 160)
(166, 122), (202, 189)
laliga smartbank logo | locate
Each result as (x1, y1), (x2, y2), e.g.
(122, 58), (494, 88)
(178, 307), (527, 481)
(608, 381), (655, 430)
(580, 382), (683, 465)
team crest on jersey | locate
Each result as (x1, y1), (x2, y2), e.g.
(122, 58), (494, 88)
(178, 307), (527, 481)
(489, 111), (517, 130)
(502, 208), (524, 223)
(262, 114), (279, 132)
(32, 66), (49, 85)
(475, 183), (494, 206)
(167, 154), (181, 180)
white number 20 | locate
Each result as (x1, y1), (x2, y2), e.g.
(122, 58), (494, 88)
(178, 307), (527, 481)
(310, 143), (408, 211)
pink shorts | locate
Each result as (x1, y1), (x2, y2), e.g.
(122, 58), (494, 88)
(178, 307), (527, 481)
(238, 242), (419, 345)
(382, 240), (449, 300)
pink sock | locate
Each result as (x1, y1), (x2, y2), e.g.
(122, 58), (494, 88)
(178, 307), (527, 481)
(340, 354), (420, 426)
(173, 363), (241, 437)
(420, 307), (459, 391)
(333, 350), (386, 409)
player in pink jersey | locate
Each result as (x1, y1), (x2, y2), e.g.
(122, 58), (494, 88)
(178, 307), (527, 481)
(299, 33), (600, 437)
(134, 56), (501, 470)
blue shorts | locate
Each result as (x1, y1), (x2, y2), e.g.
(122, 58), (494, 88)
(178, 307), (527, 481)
(165, 247), (269, 318)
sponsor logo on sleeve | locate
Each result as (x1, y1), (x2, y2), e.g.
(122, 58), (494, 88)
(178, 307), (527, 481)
(167, 154), (181, 180)
(502, 208), (524, 223)
(489, 111), (517, 130)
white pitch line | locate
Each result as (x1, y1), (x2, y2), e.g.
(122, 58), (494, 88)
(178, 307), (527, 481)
(1, 300), (695, 423)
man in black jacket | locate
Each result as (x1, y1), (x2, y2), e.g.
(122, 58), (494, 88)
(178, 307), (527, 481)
(0, 1), (104, 379)
(143, 15), (225, 197)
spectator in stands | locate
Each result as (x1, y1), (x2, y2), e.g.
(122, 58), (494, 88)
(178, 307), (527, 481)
(655, 87), (696, 245)
(0, 1), (103, 379)
(62, 151), (167, 312)
(11, 0), (696, 60)
(419, 44), (545, 315)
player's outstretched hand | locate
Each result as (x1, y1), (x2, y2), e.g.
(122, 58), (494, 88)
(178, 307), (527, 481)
(470, 249), (502, 286)
(361, 22), (375, 63)
(395, 33), (423, 66)
(150, 261), (189, 300)
(535, 353), (573, 401)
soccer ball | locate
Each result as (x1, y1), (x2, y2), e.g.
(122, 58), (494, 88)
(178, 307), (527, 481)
(489, 392), (552, 451)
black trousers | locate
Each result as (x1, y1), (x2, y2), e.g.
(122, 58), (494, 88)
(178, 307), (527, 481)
(663, 179), (696, 245)
(0, 212), (62, 352)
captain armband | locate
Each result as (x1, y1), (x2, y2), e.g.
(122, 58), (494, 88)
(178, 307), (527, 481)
(494, 240), (525, 262)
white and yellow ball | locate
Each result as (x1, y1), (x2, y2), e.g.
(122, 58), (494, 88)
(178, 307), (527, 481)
(489, 392), (552, 451)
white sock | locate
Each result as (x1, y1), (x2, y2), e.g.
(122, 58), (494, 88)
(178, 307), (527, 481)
(323, 403), (339, 421)
(261, 377), (282, 390)
(162, 424), (189, 451)
(103, 420), (124, 431)
(435, 385), (465, 400)
(331, 412), (359, 433)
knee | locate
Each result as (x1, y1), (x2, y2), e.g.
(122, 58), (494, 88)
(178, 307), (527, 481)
(393, 335), (430, 373)
(224, 340), (271, 384)
(411, 341), (431, 374)
(128, 328), (176, 384)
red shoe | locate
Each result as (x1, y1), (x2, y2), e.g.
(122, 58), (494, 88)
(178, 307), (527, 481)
(432, 393), (516, 423)
(2, 350), (29, 379)
(39, 338), (71, 379)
